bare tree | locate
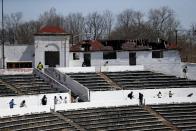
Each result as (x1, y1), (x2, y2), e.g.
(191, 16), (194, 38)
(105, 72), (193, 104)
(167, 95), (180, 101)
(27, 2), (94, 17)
(84, 12), (106, 39)
(39, 7), (64, 27)
(64, 13), (85, 42)
(65, 13), (84, 35)
(16, 21), (41, 44)
(148, 6), (179, 41)
(113, 9), (145, 39)
(102, 10), (114, 39)
(4, 12), (22, 44)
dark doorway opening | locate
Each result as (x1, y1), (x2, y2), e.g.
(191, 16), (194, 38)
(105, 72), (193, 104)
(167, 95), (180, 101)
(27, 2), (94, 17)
(45, 51), (60, 67)
(129, 52), (136, 65)
(83, 53), (91, 67)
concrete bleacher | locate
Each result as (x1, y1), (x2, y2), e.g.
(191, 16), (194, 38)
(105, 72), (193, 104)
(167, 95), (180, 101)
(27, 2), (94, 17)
(104, 71), (196, 90)
(0, 112), (77, 131)
(0, 81), (17, 96)
(151, 103), (196, 131)
(59, 105), (172, 131)
(67, 73), (115, 91)
(0, 74), (64, 95)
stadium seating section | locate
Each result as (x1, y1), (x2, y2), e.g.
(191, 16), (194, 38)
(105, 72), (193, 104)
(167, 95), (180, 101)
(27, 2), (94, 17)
(59, 105), (172, 131)
(67, 73), (115, 91)
(104, 71), (196, 90)
(0, 112), (77, 131)
(151, 103), (196, 131)
(0, 74), (66, 95)
(0, 81), (17, 96)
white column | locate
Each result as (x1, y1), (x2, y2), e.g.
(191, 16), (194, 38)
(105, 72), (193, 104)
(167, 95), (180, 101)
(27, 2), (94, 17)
(65, 36), (70, 67)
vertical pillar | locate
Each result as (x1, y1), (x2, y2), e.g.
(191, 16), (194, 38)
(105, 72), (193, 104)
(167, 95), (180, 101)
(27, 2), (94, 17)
(65, 36), (70, 67)
(1, 0), (5, 69)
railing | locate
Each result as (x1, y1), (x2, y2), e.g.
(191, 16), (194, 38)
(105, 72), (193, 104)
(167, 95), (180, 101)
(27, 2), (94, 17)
(33, 68), (70, 93)
(45, 68), (90, 101)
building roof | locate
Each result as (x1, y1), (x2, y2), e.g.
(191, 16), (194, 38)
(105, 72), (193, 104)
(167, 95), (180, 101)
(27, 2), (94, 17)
(39, 26), (65, 33)
(34, 26), (70, 36)
(70, 39), (177, 52)
(70, 40), (105, 52)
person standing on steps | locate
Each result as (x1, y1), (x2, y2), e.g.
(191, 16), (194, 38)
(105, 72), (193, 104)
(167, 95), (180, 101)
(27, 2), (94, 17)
(104, 61), (108, 66)
(54, 96), (58, 105)
(59, 96), (63, 104)
(128, 91), (134, 99)
(157, 91), (162, 98)
(169, 91), (174, 98)
(139, 93), (144, 106)
(37, 61), (44, 70)
(54, 96), (58, 111)
(41, 95), (47, 105)
(182, 66), (188, 79)
(75, 96), (79, 103)
(64, 96), (67, 103)
(20, 100), (26, 108)
(82, 62), (86, 67)
(9, 99), (16, 109)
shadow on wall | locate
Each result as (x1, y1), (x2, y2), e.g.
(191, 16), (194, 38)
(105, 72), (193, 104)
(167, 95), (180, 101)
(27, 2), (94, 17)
(19, 45), (34, 62)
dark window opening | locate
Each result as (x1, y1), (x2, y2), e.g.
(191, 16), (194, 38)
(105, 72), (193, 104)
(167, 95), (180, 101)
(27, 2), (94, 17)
(83, 53), (91, 67)
(152, 51), (163, 58)
(73, 53), (80, 60)
(7, 62), (32, 69)
(45, 51), (60, 67)
(103, 52), (117, 59)
(81, 43), (91, 51)
(129, 52), (136, 65)
(101, 40), (124, 50)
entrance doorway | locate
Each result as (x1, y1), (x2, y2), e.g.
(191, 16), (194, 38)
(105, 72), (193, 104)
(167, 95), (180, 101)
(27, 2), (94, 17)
(83, 53), (91, 67)
(129, 52), (136, 65)
(45, 51), (60, 67)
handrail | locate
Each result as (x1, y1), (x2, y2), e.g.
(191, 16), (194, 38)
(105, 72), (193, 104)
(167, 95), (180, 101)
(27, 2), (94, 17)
(33, 68), (70, 93)
(45, 68), (90, 101)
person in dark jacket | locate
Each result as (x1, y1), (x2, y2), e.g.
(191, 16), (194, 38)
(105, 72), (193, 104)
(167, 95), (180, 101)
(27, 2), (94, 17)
(41, 95), (47, 105)
(139, 93), (144, 105)
(128, 91), (134, 99)
(169, 91), (173, 98)
(9, 99), (16, 109)
(157, 91), (162, 98)
(20, 100), (26, 107)
(183, 66), (188, 78)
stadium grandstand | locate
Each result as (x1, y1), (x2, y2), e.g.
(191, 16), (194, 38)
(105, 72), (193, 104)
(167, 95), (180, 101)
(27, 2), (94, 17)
(0, 26), (196, 131)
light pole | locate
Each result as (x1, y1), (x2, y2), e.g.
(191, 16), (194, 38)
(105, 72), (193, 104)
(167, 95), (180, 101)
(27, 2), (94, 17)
(175, 30), (178, 45)
(1, 0), (5, 69)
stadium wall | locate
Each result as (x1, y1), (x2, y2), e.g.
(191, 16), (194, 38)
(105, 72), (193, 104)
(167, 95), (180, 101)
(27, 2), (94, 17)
(69, 50), (182, 77)
(0, 92), (70, 117)
(90, 88), (196, 105)
(137, 50), (182, 77)
(0, 44), (34, 68)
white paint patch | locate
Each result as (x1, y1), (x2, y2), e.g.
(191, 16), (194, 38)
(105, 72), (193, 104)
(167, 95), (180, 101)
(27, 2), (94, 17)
(56, 67), (96, 73)
(55, 101), (133, 111)
(0, 68), (33, 75)
(101, 65), (144, 72)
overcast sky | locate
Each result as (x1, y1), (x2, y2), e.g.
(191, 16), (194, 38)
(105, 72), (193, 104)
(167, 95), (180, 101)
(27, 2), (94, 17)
(1, 0), (196, 29)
